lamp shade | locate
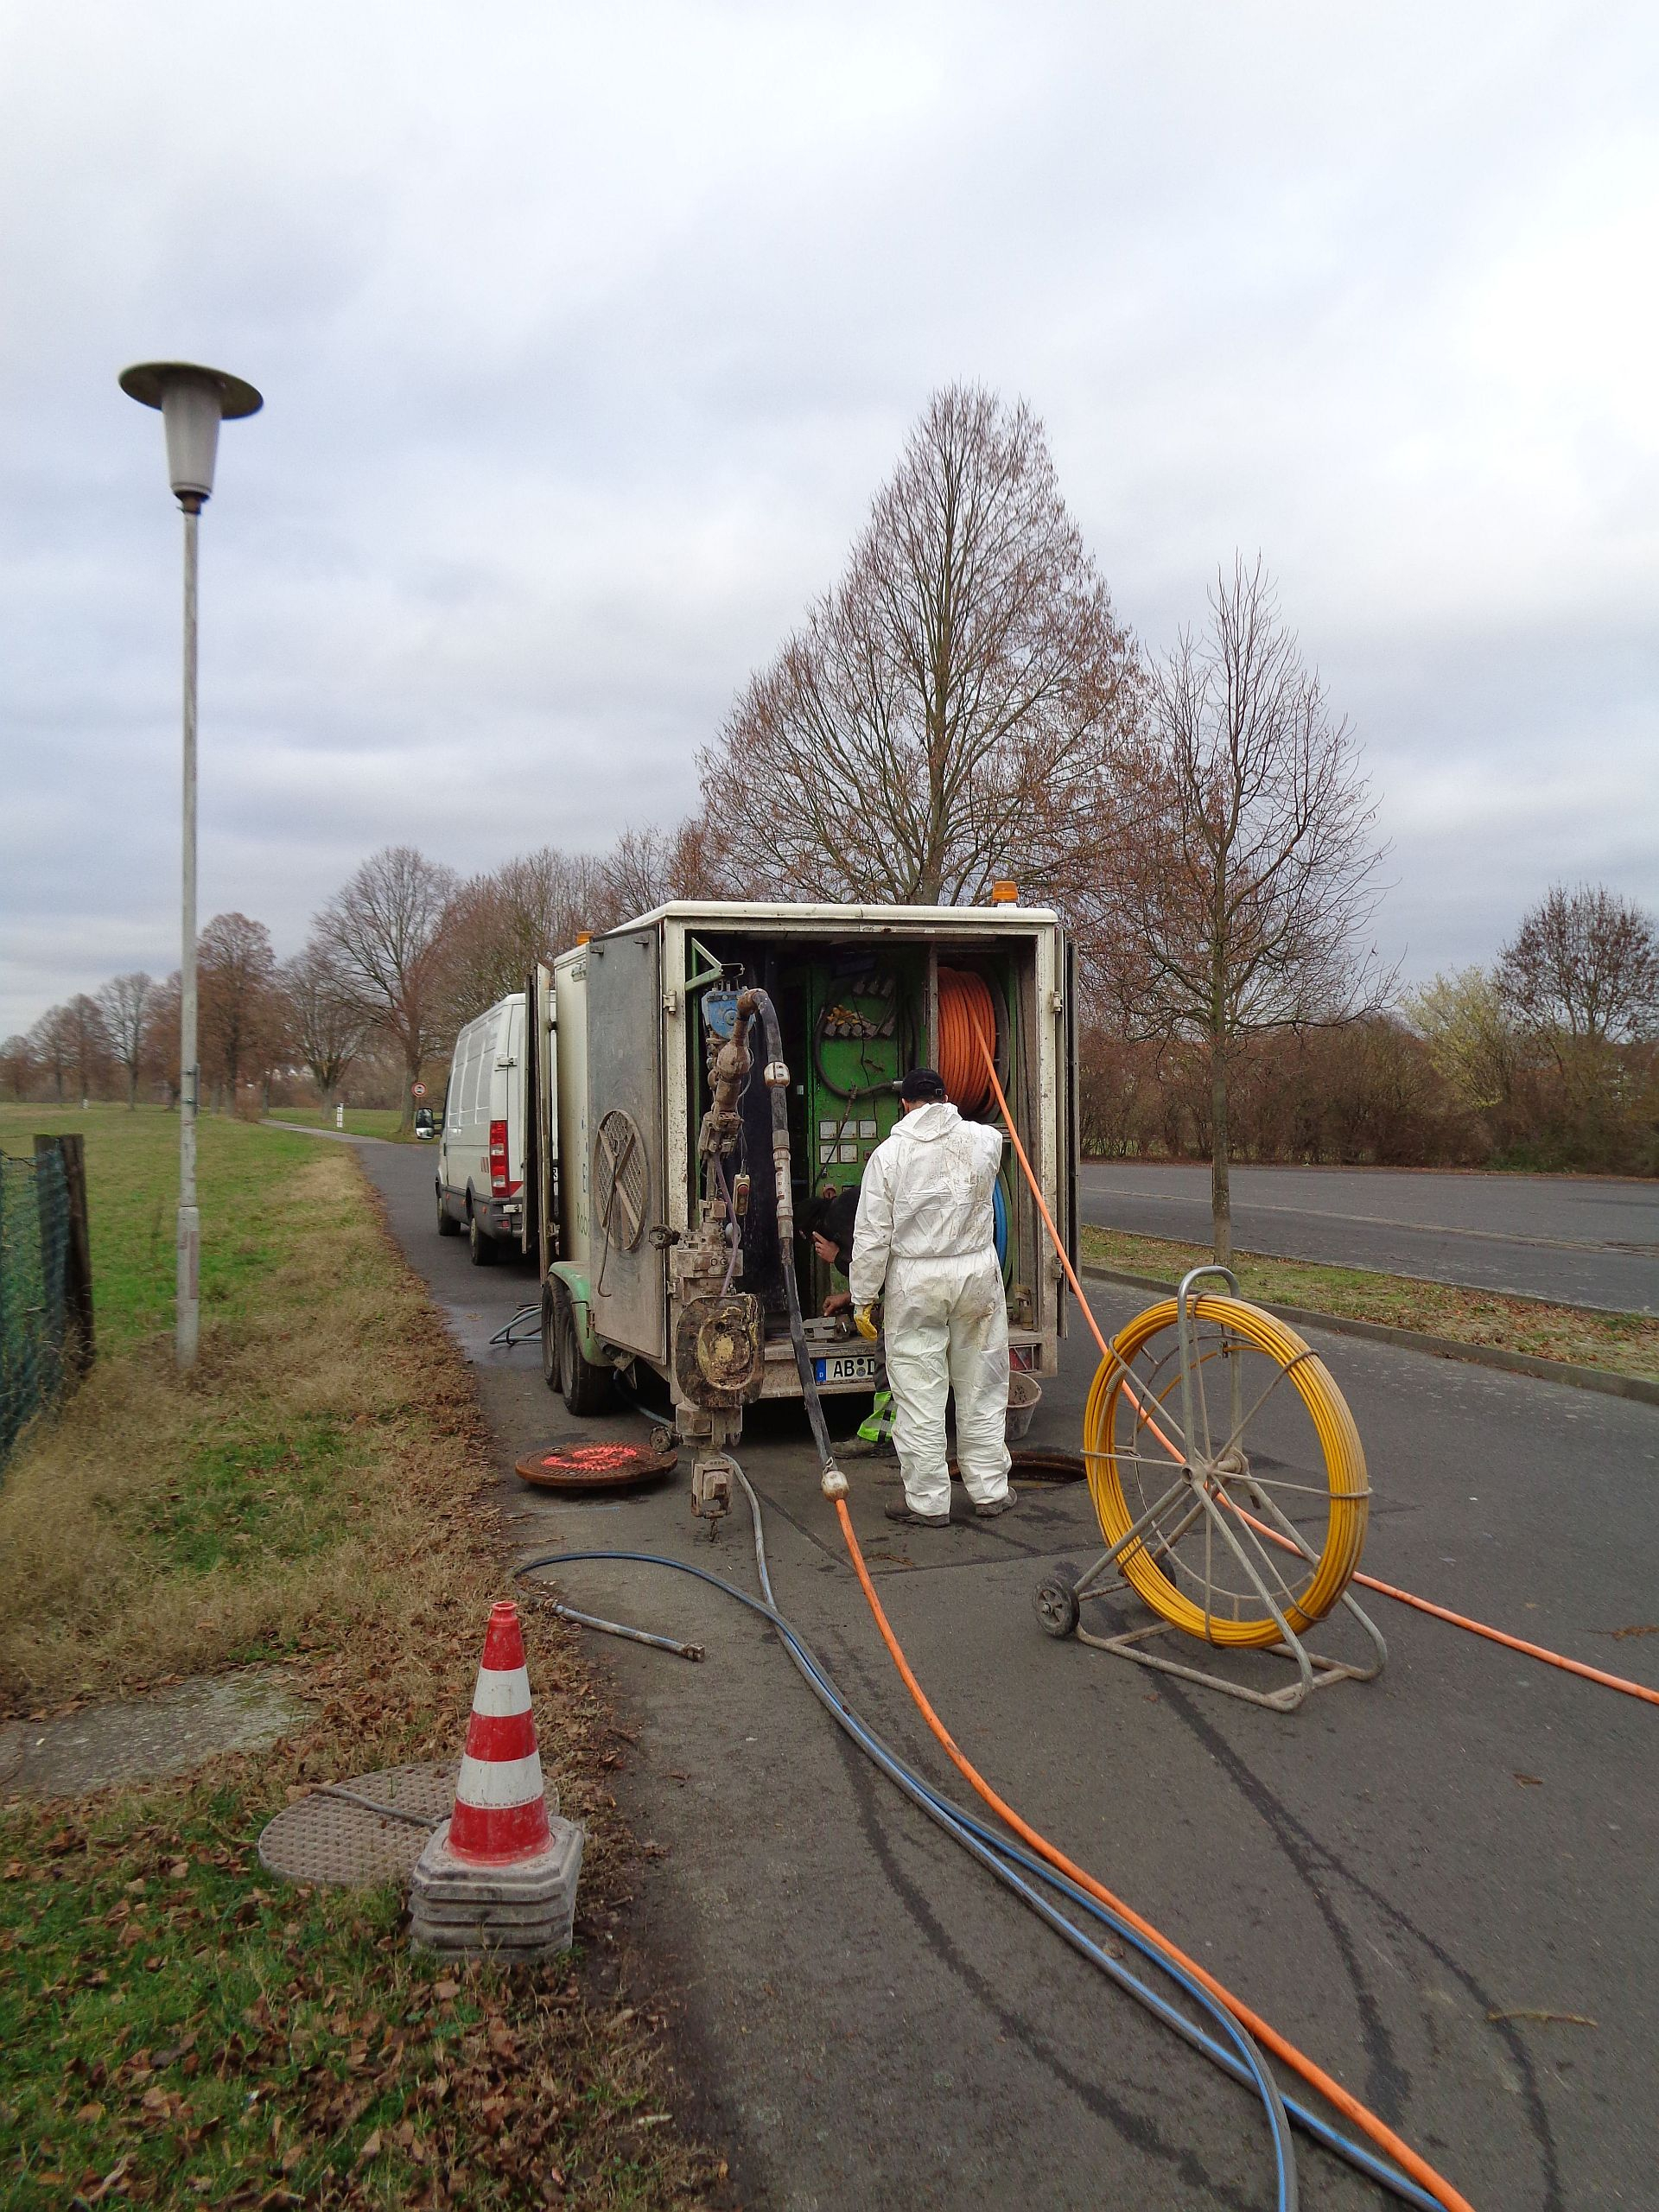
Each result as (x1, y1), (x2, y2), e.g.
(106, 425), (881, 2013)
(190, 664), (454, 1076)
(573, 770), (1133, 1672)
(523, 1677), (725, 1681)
(118, 361), (264, 505)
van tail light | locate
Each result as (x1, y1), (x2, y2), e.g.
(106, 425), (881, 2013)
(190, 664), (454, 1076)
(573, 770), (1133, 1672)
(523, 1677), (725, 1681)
(489, 1118), (509, 1197)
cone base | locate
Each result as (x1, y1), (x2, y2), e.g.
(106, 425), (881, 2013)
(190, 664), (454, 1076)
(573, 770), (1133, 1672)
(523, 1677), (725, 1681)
(409, 1816), (583, 1959)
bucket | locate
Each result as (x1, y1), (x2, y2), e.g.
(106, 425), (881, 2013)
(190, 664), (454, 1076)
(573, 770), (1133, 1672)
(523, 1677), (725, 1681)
(1006, 1369), (1042, 1443)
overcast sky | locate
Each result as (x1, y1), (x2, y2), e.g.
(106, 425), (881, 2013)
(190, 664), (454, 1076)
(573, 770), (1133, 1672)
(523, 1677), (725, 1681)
(2, 0), (1655, 1036)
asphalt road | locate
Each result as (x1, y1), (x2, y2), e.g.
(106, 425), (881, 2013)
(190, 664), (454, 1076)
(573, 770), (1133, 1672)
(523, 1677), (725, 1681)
(1082, 1163), (1659, 1315)
(359, 1135), (1657, 2212)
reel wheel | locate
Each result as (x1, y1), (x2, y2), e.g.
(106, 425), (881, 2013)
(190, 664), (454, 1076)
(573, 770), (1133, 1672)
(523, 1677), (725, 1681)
(1084, 1294), (1370, 1649)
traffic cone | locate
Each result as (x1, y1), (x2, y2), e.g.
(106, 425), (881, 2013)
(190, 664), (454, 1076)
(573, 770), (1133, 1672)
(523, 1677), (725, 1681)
(408, 1599), (584, 1960)
(447, 1600), (553, 1865)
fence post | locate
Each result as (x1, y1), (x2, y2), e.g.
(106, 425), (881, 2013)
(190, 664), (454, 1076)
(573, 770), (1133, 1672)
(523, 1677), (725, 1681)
(57, 1133), (95, 1379)
(32, 1137), (67, 1395)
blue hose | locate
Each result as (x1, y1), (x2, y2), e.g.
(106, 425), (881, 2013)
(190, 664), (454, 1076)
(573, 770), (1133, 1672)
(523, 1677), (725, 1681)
(517, 1519), (1440, 2212)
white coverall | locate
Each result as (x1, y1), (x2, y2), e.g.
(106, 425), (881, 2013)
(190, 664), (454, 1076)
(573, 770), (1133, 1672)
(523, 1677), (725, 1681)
(849, 1101), (1010, 1518)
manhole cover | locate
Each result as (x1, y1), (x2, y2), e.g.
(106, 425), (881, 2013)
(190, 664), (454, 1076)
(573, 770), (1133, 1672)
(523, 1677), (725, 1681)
(515, 1438), (677, 1491)
(257, 1761), (459, 1889)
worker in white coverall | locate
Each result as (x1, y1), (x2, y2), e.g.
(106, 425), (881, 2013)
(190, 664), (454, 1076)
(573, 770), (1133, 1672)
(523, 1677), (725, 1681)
(849, 1066), (1014, 1529)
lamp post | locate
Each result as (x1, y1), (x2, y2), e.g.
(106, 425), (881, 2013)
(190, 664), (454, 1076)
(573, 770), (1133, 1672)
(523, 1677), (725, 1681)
(118, 361), (263, 1371)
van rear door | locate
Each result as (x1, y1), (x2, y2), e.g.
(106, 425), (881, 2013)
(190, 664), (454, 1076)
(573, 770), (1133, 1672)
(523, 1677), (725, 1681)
(504, 996), (527, 1214)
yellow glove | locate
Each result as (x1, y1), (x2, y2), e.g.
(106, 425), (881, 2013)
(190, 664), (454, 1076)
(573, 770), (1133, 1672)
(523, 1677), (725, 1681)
(855, 1303), (880, 1342)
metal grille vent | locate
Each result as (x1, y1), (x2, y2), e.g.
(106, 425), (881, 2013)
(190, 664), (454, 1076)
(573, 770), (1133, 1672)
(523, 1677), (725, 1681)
(592, 1109), (648, 1251)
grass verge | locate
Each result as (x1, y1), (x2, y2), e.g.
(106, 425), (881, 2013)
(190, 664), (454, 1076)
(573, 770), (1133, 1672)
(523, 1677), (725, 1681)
(1079, 1224), (1659, 1383)
(0, 1109), (721, 2208)
(263, 1108), (414, 1143)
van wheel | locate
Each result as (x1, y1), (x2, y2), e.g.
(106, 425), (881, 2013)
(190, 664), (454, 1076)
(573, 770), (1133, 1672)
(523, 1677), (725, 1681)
(551, 1281), (613, 1414)
(468, 1212), (494, 1267)
(436, 1186), (460, 1236)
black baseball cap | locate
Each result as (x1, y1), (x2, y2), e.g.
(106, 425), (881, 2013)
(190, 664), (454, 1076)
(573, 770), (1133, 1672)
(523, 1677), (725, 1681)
(899, 1067), (949, 1103)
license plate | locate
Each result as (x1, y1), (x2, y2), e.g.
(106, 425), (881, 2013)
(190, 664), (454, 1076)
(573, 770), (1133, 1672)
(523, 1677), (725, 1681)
(814, 1351), (880, 1385)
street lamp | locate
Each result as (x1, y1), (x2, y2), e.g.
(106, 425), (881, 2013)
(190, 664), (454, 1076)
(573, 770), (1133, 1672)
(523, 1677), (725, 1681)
(118, 360), (263, 1371)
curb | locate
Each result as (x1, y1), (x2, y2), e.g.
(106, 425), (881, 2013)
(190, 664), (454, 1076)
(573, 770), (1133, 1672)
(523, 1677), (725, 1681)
(1078, 1266), (1659, 1409)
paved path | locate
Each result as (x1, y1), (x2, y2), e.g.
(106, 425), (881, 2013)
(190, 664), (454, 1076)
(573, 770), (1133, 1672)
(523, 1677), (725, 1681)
(362, 1140), (1658, 2212)
(1083, 1162), (1659, 1314)
(262, 1118), (394, 1146)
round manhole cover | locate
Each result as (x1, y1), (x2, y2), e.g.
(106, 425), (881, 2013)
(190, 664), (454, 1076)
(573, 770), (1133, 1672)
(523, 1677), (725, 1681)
(515, 1438), (677, 1491)
(257, 1761), (458, 1889)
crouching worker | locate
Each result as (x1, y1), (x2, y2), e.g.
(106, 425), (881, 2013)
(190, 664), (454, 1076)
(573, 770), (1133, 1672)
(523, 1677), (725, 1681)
(849, 1068), (1014, 1529)
(804, 1184), (861, 1316)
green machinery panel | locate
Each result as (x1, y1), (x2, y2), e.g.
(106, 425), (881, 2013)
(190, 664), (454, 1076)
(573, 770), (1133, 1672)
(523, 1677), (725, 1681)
(802, 963), (904, 1201)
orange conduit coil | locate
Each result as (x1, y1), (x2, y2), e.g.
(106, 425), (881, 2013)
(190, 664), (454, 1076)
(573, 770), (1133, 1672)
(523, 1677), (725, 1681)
(937, 968), (998, 1113)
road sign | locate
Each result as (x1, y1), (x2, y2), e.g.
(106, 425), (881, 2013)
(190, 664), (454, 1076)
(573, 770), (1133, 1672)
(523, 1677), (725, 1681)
(411, 1082), (428, 1098)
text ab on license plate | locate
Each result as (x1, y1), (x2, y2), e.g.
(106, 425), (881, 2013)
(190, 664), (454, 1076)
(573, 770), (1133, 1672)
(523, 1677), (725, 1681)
(814, 1350), (880, 1385)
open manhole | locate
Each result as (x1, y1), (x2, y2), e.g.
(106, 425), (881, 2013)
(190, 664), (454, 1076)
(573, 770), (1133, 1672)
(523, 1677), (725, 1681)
(514, 1435), (677, 1491)
(257, 1761), (458, 1889)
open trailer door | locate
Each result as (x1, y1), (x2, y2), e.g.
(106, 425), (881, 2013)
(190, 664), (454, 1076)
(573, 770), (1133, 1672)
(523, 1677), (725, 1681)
(582, 923), (668, 1361)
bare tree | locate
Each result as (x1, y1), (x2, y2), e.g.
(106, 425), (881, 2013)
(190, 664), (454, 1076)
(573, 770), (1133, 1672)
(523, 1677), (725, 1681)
(437, 846), (601, 1029)
(315, 846), (459, 1129)
(58, 996), (111, 1105)
(0, 1034), (35, 1101)
(1498, 886), (1658, 1050)
(198, 913), (278, 1112)
(700, 385), (1137, 905)
(282, 939), (370, 1114)
(1497, 885), (1658, 1165)
(98, 971), (155, 1109)
(595, 820), (728, 927)
(1087, 558), (1389, 1263)
(147, 973), (182, 1108)
(28, 1007), (71, 1103)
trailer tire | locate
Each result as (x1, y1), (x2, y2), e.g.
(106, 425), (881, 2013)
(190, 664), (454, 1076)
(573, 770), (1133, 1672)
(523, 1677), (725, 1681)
(550, 1281), (613, 1415)
(436, 1185), (461, 1236)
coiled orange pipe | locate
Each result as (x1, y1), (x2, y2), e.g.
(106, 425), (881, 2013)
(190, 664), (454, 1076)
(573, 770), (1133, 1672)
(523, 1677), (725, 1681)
(938, 968), (998, 1113)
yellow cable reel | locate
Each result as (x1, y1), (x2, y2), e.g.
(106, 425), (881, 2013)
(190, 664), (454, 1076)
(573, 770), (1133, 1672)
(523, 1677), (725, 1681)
(1084, 1294), (1370, 1649)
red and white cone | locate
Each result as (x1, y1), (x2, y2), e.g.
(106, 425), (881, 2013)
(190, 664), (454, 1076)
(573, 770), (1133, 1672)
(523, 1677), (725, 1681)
(410, 1599), (584, 1958)
(448, 1600), (553, 1865)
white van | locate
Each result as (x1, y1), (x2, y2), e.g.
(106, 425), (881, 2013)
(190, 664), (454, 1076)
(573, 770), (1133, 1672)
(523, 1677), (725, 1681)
(435, 993), (528, 1264)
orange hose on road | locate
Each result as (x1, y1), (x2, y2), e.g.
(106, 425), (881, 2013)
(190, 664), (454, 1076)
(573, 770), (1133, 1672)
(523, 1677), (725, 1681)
(961, 1003), (1657, 1712)
(832, 1496), (1478, 2212)
(1345, 1573), (1658, 1704)
(1230, 1505), (1659, 1710)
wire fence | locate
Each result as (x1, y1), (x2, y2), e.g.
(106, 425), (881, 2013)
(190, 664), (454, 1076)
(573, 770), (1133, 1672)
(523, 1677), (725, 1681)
(1, 1136), (93, 1471)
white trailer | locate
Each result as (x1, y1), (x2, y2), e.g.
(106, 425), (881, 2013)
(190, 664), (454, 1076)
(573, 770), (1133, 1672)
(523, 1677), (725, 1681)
(528, 900), (1077, 1517)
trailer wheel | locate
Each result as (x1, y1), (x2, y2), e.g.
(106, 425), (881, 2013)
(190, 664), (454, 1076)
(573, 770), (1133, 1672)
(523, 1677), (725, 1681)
(436, 1185), (460, 1237)
(551, 1281), (613, 1415)
(467, 1211), (494, 1267)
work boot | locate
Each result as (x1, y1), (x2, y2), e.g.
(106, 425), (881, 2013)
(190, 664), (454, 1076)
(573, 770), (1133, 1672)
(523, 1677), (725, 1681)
(884, 1501), (950, 1529)
(974, 1485), (1019, 1519)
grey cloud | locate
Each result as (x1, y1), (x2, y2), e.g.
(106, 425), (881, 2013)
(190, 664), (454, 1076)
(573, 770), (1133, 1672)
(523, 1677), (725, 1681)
(2, 0), (1655, 1032)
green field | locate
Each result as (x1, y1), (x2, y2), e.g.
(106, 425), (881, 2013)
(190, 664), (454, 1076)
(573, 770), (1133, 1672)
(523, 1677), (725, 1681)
(0, 1110), (709, 2209)
(0, 1104), (321, 1352)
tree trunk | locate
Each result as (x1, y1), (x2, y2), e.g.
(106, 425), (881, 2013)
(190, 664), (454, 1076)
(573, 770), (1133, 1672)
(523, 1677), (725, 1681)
(127, 1063), (137, 1110)
(1210, 1041), (1232, 1267)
